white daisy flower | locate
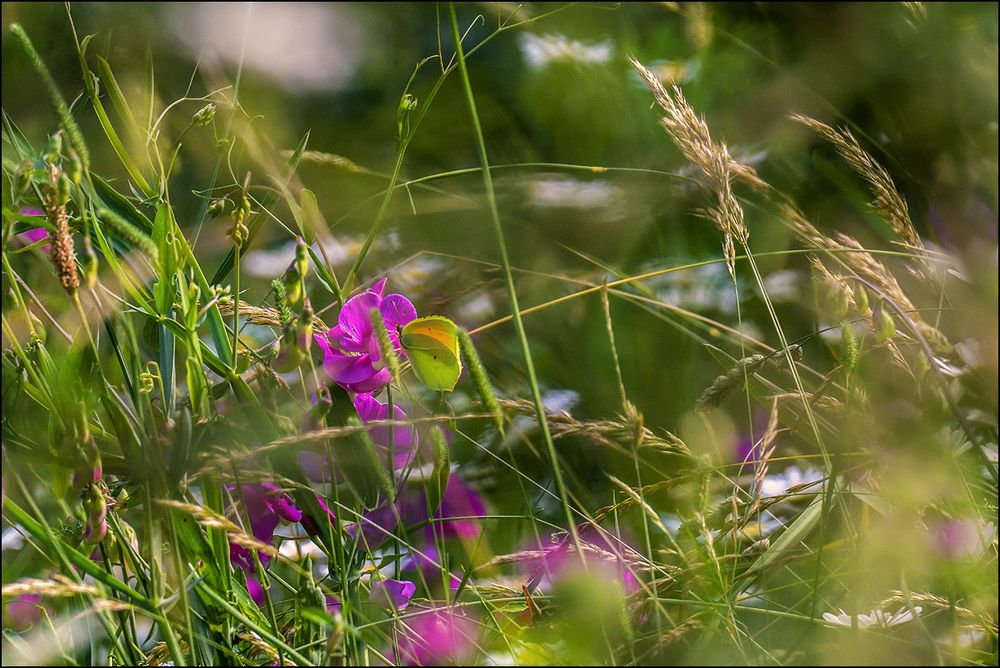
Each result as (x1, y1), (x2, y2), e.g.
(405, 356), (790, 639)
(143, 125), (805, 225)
(822, 606), (922, 629)
(520, 33), (612, 69)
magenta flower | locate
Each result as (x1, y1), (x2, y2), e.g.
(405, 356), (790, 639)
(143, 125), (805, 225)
(370, 578), (416, 611)
(314, 278), (417, 392)
(15, 208), (50, 252)
(227, 483), (303, 605)
(354, 392), (416, 469)
(424, 474), (487, 542)
(522, 529), (642, 597)
(3, 594), (43, 632)
(396, 606), (478, 666)
(403, 545), (463, 593)
(929, 518), (996, 559)
(349, 473), (487, 551)
(298, 391), (416, 482)
(229, 483), (303, 555)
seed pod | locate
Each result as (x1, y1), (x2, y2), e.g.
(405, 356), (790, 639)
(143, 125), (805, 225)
(296, 299), (314, 356)
(81, 236), (99, 289)
(192, 102), (217, 127)
(66, 148), (83, 184)
(83, 483), (108, 545)
(295, 236), (309, 280)
(853, 283), (869, 315)
(284, 267), (304, 313)
(45, 133), (63, 164)
(874, 303), (896, 343)
(829, 281), (851, 320)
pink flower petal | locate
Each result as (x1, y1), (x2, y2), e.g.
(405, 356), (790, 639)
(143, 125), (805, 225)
(380, 294), (418, 327)
(370, 579), (416, 611)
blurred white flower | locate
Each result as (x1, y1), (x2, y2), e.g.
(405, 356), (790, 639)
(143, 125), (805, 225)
(169, 3), (364, 93)
(822, 606), (922, 629)
(528, 177), (626, 222)
(454, 292), (495, 324)
(759, 466), (823, 498)
(2, 525), (26, 551)
(278, 536), (326, 562)
(652, 262), (742, 316)
(761, 270), (801, 303)
(243, 235), (361, 278)
(392, 256), (447, 296)
(542, 389), (580, 413)
(520, 33), (612, 69)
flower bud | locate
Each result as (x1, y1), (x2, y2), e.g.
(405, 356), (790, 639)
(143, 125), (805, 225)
(295, 236), (309, 280)
(60, 515), (85, 549)
(83, 483), (108, 545)
(193, 102), (217, 127)
(208, 198), (227, 218)
(874, 303), (896, 343)
(828, 281), (851, 320)
(15, 160), (33, 193)
(853, 284), (869, 315)
(67, 148), (83, 184)
(81, 236), (99, 289)
(273, 326), (306, 373)
(45, 133), (63, 164)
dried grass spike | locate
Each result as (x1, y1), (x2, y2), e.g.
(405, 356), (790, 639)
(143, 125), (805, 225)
(48, 198), (79, 294)
(458, 328), (504, 435)
(790, 113), (923, 257)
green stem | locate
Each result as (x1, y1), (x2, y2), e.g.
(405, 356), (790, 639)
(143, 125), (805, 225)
(446, 3), (582, 556)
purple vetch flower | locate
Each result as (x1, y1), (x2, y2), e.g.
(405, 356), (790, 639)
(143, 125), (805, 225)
(3, 594), (43, 632)
(423, 473), (488, 542)
(326, 595), (342, 615)
(15, 208), (50, 252)
(354, 392), (416, 469)
(347, 499), (400, 550)
(299, 494), (338, 538)
(298, 390), (416, 482)
(395, 606), (478, 666)
(370, 578), (416, 611)
(348, 473), (487, 551)
(227, 483), (303, 605)
(228, 483), (304, 559)
(402, 545), (463, 593)
(314, 278), (417, 392)
(521, 529), (643, 598)
(929, 518), (996, 560)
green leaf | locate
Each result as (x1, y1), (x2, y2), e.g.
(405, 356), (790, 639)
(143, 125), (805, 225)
(747, 493), (824, 575)
(327, 386), (394, 509)
(153, 202), (176, 314)
(425, 426), (451, 515)
(96, 56), (141, 140)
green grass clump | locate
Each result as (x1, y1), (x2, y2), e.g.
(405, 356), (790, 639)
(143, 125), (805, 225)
(2, 3), (997, 666)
